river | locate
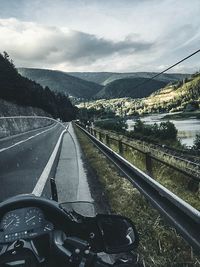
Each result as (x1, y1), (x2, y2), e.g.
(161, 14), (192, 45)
(127, 113), (200, 147)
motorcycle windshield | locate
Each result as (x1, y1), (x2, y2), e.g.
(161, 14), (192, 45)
(0, 116), (67, 202)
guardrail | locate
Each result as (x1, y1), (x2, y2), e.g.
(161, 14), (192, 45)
(87, 126), (200, 185)
(76, 123), (200, 252)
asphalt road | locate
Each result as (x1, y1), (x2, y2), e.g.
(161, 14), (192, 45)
(0, 122), (66, 202)
(55, 123), (92, 203)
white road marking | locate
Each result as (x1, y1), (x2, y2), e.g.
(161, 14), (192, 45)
(0, 123), (55, 143)
(0, 124), (57, 153)
(32, 129), (67, 196)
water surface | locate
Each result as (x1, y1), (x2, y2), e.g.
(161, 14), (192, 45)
(127, 113), (200, 147)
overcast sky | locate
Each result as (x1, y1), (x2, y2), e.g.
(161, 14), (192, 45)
(0, 0), (199, 73)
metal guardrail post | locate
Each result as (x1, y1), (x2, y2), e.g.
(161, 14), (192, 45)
(93, 129), (97, 137)
(145, 152), (153, 176)
(188, 178), (199, 192)
(99, 132), (103, 142)
(118, 140), (123, 154)
(91, 128), (94, 136)
(106, 134), (110, 146)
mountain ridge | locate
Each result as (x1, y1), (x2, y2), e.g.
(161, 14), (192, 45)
(18, 68), (190, 100)
(18, 68), (103, 99)
(69, 71), (190, 85)
(95, 77), (167, 99)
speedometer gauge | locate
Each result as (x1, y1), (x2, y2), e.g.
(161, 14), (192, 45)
(2, 213), (20, 231)
(25, 208), (44, 227)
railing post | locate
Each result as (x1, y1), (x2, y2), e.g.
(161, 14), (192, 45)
(99, 132), (103, 142)
(93, 129), (96, 137)
(188, 178), (199, 192)
(145, 152), (153, 176)
(118, 140), (123, 154)
(106, 134), (110, 146)
(91, 128), (94, 136)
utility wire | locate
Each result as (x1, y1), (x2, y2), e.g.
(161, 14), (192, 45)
(132, 48), (200, 90)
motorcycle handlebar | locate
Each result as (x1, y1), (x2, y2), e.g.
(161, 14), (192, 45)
(60, 236), (139, 267)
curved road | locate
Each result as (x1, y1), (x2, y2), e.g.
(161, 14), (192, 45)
(0, 122), (66, 202)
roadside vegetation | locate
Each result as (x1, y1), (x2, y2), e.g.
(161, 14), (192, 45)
(91, 117), (183, 148)
(193, 134), (200, 150)
(75, 125), (200, 267)
(88, 126), (200, 210)
(94, 118), (127, 133)
(128, 119), (181, 147)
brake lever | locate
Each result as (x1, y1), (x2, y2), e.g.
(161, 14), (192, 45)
(53, 231), (72, 256)
(59, 205), (80, 222)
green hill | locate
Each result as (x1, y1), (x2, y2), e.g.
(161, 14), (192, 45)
(78, 72), (200, 117)
(95, 77), (167, 99)
(69, 72), (189, 85)
(18, 68), (103, 99)
(18, 68), (190, 100)
(142, 73), (200, 114)
(69, 72), (112, 85)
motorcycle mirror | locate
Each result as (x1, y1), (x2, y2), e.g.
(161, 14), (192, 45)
(96, 214), (139, 254)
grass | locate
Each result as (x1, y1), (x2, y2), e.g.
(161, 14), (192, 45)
(74, 125), (200, 267)
(121, 141), (200, 210)
(94, 129), (200, 210)
(152, 160), (200, 210)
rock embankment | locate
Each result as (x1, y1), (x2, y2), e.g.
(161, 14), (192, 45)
(0, 99), (52, 138)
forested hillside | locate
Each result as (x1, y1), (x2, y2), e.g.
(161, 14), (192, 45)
(18, 68), (102, 99)
(0, 53), (77, 121)
(78, 72), (200, 116)
(143, 73), (200, 113)
(18, 68), (189, 100)
(69, 71), (189, 85)
(95, 77), (167, 99)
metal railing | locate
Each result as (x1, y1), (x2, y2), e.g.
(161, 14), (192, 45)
(87, 126), (200, 183)
(76, 123), (200, 252)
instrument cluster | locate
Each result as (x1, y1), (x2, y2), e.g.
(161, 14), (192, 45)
(0, 207), (54, 243)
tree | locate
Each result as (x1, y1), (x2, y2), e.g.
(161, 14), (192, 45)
(0, 52), (77, 120)
(134, 119), (145, 133)
(159, 121), (177, 140)
(132, 120), (178, 142)
(193, 134), (200, 150)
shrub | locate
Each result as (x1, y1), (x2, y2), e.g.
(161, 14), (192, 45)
(193, 134), (200, 150)
(94, 118), (127, 132)
(132, 119), (178, 141)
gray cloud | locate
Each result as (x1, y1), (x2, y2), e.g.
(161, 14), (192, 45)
(60, 32), (153, 63)
(0, 0), (199, 73)
(0, 19), (153, 67)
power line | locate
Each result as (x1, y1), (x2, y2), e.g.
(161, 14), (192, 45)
(132, 48), (200, 90)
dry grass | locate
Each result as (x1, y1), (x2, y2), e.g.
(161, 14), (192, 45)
(97, 130), (200, 211)
(75, 126), (200, 267)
